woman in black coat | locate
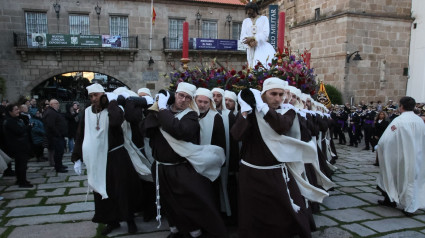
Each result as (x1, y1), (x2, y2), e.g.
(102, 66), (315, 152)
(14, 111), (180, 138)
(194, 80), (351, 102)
(2, 104), (33, 187)
(371, 111), (389, 166)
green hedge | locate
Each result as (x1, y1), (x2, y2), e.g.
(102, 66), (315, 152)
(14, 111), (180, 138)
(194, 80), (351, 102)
(325, 84), (343, 105)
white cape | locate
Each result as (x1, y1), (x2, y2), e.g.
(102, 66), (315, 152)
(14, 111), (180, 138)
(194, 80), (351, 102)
(377, 111), (425, 213)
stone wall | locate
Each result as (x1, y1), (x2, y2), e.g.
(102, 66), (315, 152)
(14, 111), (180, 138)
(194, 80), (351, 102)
(0, 0), (246, 101)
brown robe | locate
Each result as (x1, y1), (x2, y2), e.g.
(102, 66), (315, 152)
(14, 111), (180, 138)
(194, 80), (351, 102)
(72, 101), (142, 224)
(231, 109), (312, 238)
(144, 109), (227, 237)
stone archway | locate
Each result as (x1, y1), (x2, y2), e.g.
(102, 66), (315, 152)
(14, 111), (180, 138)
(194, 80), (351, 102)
(25, 66), (132, 94)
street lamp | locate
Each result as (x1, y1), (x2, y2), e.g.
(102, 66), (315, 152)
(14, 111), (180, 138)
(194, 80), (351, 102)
(95, 2), (101, 34)
(53, 0), (61, 33)
(346, 51), (363, 63)
(196, 10), (202, 37)
(226, 14), (232, 39)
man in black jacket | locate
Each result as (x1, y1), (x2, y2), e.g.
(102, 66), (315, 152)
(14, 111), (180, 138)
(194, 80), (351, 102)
(3, 104), (33, 187)
(43, 99), (68, 173)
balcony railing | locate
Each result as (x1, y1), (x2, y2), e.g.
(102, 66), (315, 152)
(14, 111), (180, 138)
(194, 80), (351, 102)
(13, 32), (138, 49)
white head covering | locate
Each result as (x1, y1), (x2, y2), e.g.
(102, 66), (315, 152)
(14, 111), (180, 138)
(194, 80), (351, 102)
(176, 82), (196, 98)
(113, 86), (138, 97)
(224, 90), (238, 113)
(86, 83), (105, 94)
(195, 87), (216, 110)
(300, 93), (309, 102)
(287, 86), (298, 95)
(261, 77), (287, 95)
(211, 88), (226, 110)
(137, 88), (152, 97)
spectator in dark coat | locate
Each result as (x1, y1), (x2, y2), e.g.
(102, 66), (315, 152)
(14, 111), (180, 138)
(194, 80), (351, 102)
(2, 104), (33, 187)
(65, 102), (80, 153)
(0, 105), (15, 176)
(43, 99), (68, 173)
(30, 110), (47, 162)
(372, 111), (390, 166)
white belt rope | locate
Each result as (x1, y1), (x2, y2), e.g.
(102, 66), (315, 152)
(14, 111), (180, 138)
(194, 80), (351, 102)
(154, 160), (187, 228)
(241, 160), (300, 213)
(108, 144), (124, 153)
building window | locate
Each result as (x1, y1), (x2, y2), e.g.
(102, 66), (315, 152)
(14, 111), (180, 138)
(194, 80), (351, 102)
(202, 20), (217, 39)
(69, 15), (90, 35)
(25, 12), (48, 33)
(110, 16), (128, 36)
(169, 18), (184, 49)
(232, 22), (242, 40)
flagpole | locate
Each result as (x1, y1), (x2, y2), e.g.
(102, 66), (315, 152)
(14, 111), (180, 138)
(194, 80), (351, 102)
(149, 0), (153, 52)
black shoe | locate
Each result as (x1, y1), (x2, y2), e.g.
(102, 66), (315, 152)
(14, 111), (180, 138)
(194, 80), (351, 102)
(363, 147), (370, 150)
(378, 199), (396, 208)
(19, 183), (34, 188)
(373, 162), (379, 166)
(349, 144), (354, 146)
(56, 169), (68, 173)
(167, 233), (184, 238)
(127, 220), (137, 234)
(101, 223), (120, 236)
(3, 169), (16, 177)
(330, 158), (337, 165)
(403, 211), (414, 217)
(355, 144), (358, 147)
(372, 148), (375, 152)
(61, 165), (68, 169)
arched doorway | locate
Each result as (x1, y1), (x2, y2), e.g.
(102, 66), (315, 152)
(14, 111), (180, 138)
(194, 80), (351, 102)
(31, 71), (128, 101)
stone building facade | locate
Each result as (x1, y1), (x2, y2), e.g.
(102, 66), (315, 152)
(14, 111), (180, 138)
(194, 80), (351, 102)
(0, 0), (246, 101)
(260, 0), (412, 104)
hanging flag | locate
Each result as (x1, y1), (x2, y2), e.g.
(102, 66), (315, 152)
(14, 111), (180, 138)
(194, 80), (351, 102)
(152, 7), (157, 25)
(317, 81), (332, 108)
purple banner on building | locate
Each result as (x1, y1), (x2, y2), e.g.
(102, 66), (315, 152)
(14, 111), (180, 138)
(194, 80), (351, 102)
(194, 38), (238, 50)
(217, 39), (238, 50)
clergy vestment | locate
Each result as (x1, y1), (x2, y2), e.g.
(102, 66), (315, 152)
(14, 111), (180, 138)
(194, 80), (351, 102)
(377, 111), (425, 213)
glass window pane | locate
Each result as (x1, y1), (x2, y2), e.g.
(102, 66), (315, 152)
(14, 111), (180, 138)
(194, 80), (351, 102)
(232, 22), (242, 40)
(168, 19), (184, 49)
(202, 20), (217, 39)
(25, 12), (48, 34)
(69, 15), (90, 35)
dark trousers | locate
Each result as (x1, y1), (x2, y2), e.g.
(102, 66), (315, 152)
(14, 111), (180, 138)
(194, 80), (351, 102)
(52, 137), (65, 171)
(348, 124), (359, 146)
(15, 157), (28, 185)
(33, 143), (44, 159)
(363, 124), (373, 149)
(336, 125), (346, 144)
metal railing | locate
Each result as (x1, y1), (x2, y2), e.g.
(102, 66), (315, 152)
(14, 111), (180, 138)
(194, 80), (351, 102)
(13, 32), (138, 49)
(163, 36), (194, 50)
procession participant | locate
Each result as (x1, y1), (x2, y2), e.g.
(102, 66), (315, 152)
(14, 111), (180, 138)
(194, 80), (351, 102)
(371, 111), (389, 166)
(144, 82), (227, 238)
(348, 106), (360, 147)
(240, 2), (275, 68)
(376, 96), (425, 216)
(362, 105), (377, 150)
(335, 105), (348, 145)
(72, 84), (143, 235)
(211, 87), (233, 217)
(232, 78), (327, 238)
(137, 88), (152, 97)
(224, 90), (238, 116)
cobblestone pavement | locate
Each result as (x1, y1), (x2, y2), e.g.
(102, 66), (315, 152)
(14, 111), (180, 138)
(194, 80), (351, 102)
(1, 139), (425, 238)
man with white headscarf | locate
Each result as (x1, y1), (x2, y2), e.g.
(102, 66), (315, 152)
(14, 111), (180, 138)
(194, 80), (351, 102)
(72, 84), (143, 235)
(224, 90), (238, 116)
(144, 83), (226, 238)
(232, 78), (325, 238)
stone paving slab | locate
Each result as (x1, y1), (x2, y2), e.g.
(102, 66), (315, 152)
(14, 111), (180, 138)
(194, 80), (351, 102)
(45, 194), (93, 204)
(336, 173), (376, 181)
(6, 211), (93, 226)
(69, 187), (88, 195)
(362, 217), (425, 233)
(0, 228), (6, 236)
(322, 208), (380, 222)
(8, 221), (97, 238)
(352, 192), (382, 204)
(6, 198), (42, 207)
(37, 181), (80, 189)
(36, 188), (67, 197)
(311, 227), (353, 238)
(7, 206), (61, 217)
(338, 187), (362, 193)
(118, 231), (170, 238)
(68, 175), (87, 182)
(313, 215), (338, 228)
(1, 191), (29, 199)
(108, 217), (169, 237)
(331, 176), (347, 182)
(356, 186), (378, 193)
(364, 206), (405, 217)
(335, 181), (369, 187)
(341, 223), (376, 237)
(64, 202), (94, 212)
(322, 195), (368, 209)
(377, 231), (425, 238)
(341, 169), (364, 173)
(47, 176), (67, 183)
